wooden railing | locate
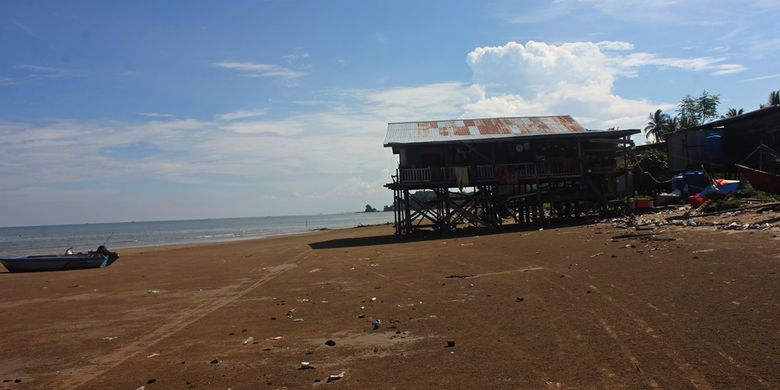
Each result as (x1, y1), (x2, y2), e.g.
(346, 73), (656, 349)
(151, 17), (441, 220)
(397, 161), (582, 184)
(399, 167), (431, 183)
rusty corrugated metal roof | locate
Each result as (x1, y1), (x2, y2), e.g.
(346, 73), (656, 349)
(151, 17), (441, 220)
(384, 116), (590, 146)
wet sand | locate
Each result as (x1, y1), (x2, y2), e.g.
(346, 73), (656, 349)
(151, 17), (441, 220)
(1, 220), (779, 389)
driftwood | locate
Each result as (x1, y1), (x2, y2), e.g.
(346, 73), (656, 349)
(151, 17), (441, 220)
(611, 232), (657, 240)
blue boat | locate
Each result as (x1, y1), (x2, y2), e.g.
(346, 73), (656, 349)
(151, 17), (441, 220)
(0, 246), (119, 273)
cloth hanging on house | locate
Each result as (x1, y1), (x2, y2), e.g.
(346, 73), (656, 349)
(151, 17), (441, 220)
(499, 166), (519, 185)
(454, 166), (470, 191)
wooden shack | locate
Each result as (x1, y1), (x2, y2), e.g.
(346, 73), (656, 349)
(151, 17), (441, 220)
(384, 116), (639, 236)
(667, 105), (780, 174)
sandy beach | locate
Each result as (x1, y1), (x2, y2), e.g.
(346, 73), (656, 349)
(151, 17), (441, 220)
(1, 219), (779, 389)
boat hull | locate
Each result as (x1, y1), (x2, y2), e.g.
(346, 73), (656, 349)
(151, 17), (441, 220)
(0, 255), (116, 273)
(737, 164), (780, 195)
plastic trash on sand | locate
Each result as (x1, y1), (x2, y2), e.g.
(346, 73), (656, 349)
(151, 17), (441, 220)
(372, 319), (381, 330)
(299, 361), (315, 370)
(327, 371), (346, 383)
(242, 336), (254, 345)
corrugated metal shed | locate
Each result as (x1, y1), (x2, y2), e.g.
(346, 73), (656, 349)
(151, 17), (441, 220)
(384, 116), (589, 146)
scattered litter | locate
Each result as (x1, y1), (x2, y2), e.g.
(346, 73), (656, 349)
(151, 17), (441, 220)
(590, 252), (604, 257)
(459, 243), (473, 247)
(324, 339), (336, 346)
(370, 297), (377, 302)
(242, 337), (254, 345)
(268, 336), (284, 340)
(372, 319), (381, 330)
(327, 371), (345, 383)
(135, 386), (145, 390)
(210, 359), (221, 365)
(309, 268), (321, 273)
(299, 361), (315, 370)
(446, 340), (455, 348)
(146, 289), (160, 295)
(101, 336), (118, 341)
(146, 352), (160, 358)
(445, 275), (472, 279)
(146, 379), (157, 385)
(516, 297), (524, 302)
(692, 249), (715, 253)
(296, 298), (310, 303)
(292, 318), (305, 322)
(368, 263), (379, 267)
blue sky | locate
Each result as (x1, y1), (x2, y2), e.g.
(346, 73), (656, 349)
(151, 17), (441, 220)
(2, 0), (780, 227)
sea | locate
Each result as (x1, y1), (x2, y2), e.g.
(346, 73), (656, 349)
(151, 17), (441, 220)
(0, 212), (395, 257)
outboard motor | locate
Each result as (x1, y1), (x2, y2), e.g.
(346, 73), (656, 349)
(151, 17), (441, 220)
(95, 245), (119, 261)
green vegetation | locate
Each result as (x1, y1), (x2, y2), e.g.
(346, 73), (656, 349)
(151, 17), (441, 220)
(722, 108), (744, 118)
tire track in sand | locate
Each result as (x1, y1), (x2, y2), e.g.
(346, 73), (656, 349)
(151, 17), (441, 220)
(543, 273), (712, 389)
(57, 250), (311, 390)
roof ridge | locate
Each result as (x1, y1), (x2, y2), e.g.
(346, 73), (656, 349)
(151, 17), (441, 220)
(387, 115), (573, 125)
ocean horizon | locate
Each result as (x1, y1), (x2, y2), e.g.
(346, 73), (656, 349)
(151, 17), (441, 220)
(0, 211), (395, 257)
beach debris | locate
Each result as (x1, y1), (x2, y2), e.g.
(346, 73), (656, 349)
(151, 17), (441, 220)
(146, 289), (160, 295)
(146, 379), (157, 384)
(299, 361), (315, 370)
(516, 297), (524, 302)
(210, 359), (221, 365)
(296, 298), (310, 303)
(446, 340), (455, 348)
(268, 336), (284, 340)
(242, 337), (254, 345)
(135, 386), (145, 390)
(146, 352), (160, 358)
(324, 339), (336, 347)
(370, 297), (377, 302)
(309, 268), (321, 273)
(327, 371), (346, 383)
(357, 313), (366, 318)
(611, 232), (657, 240)
(101, 336), (118, 341)
(293, 318), (305, 322)
(445, 274), (473, 279)
(372, 319), (381, 330)
(368, 263), (379, 267)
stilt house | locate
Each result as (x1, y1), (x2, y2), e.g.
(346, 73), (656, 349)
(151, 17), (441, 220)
(384, 116), (639, 236)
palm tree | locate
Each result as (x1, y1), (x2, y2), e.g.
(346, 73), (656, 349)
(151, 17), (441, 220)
(722, 108), (744, 118)
(665, 116), (679, 133)
(761, 90), (780, 108)
(769, 90), (780, 106)
(644, 109), (671, 142)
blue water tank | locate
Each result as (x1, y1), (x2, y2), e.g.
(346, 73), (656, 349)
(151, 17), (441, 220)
(671, 174), (685, 195)
(704, 131), (725, 162)
(682, 170), (707, 194)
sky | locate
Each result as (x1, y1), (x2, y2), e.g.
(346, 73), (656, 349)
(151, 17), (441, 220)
(2, 0), (780, 227)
